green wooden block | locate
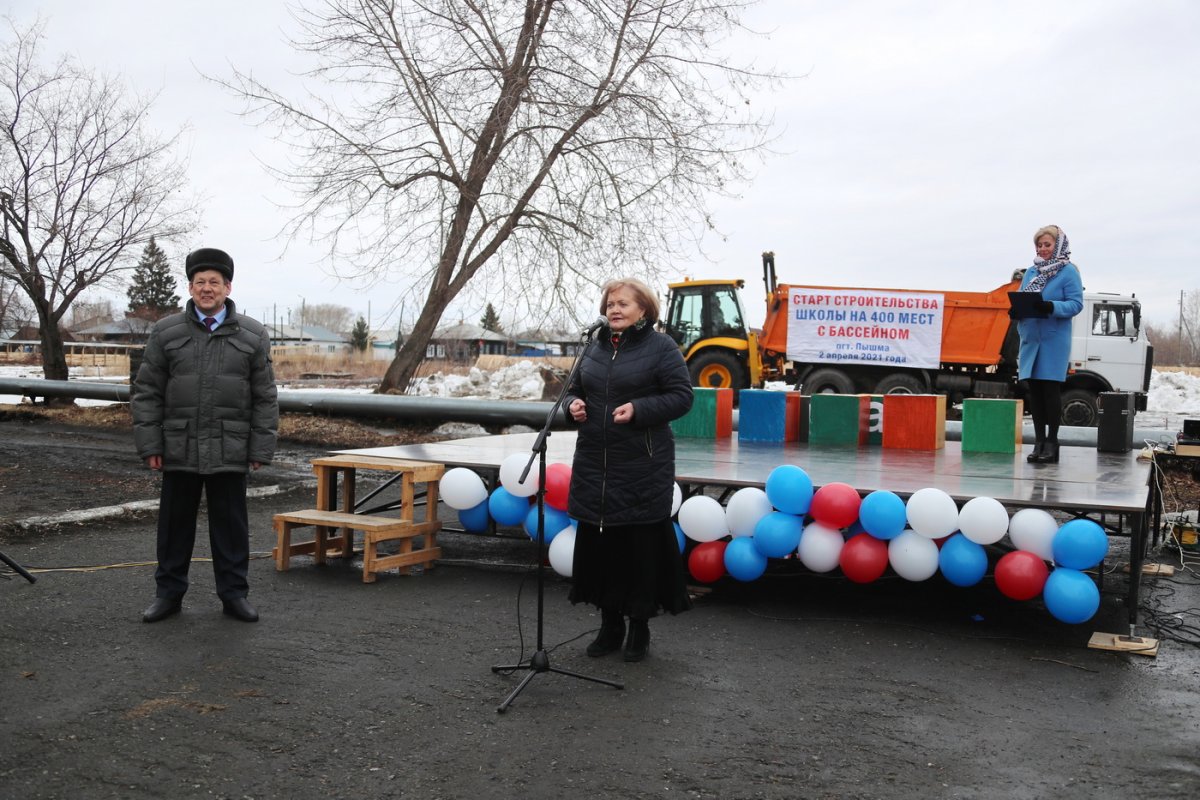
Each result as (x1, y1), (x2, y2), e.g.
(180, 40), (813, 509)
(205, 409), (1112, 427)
(671, 387), (733, 438)
(808, 393), (868, 446)
(962, 398), (1023, 453)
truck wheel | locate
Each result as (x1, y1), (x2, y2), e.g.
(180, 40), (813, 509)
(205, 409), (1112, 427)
(689, 350), (746, 390)
(1061, 389), (1097, 427)
(874, 373), (928, 395)
(801, 367), (855, 395)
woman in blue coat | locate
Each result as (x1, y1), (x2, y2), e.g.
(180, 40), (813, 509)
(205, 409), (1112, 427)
(1014, 225), (1084, 463)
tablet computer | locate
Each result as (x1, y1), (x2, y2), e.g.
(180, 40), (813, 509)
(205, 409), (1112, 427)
(1007, 290), (1045, 318)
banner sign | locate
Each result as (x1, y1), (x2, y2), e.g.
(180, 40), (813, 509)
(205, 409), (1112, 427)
(785, 288), (944, 369)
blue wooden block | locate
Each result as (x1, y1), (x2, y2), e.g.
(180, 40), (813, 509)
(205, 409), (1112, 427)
(737, 389), (802, 443)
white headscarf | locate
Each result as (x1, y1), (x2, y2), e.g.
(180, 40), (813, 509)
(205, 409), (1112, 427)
(1023, 228), (1071, 293)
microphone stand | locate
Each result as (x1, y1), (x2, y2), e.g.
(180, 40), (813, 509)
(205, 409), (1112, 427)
(0, 549), (36, 584)
(491, 325), (623, 712)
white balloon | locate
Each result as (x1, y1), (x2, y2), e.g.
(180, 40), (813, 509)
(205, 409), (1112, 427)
(440, 467), (488, 510)
(1008, 508), (1058, 561)
(888, 530), (940, 581)
(548, 525), (576, 577)
(725, 487), (774, 538)
(678, 495), (729, 543)
(957, 496), (1010, 545)
(906, 487), (959, 539)
(797, 521), (844, 573)
(498, 452), (539, 498)
(671, 482), (683, 517)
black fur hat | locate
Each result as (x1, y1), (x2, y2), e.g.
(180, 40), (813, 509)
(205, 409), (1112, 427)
(185, 248), (234, 281)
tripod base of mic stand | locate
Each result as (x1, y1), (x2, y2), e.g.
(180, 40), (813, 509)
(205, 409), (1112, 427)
(0, 549), (36, 584)
(491, 649), (623, 713)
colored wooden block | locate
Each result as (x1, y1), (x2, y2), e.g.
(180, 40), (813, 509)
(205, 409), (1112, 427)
(671, 387), (733, 438)
(867, 394), (884, 446)
(881, 394), (946, 450)
(808, 393), (869, 446)
(962, 398), (1024, 453)
(737, 389), (804, 443)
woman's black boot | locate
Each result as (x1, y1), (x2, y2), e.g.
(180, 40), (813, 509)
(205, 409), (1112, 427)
(1026, 440), (1045, 463)
(624, 618), (650, 662)
(1042, 440), (1060, 464)
(586, 610), (625, 657)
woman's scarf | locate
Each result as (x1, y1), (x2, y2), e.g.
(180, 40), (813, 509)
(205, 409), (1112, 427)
(1023, 229), (1071, 293)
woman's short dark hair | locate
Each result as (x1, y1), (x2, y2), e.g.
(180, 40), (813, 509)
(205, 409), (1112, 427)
(600, 278), (660, 324)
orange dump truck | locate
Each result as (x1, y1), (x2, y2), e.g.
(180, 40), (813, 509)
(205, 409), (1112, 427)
(661, 252), (1153, 426)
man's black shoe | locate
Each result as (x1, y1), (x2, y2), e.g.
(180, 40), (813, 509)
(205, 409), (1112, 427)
(222, 596), (259, 622)
(142, 597), (182, 623)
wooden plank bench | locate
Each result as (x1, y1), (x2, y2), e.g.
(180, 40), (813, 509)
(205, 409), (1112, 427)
(272, 456), (444, 583)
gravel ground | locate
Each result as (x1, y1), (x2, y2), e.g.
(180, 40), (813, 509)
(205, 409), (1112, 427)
(2, 407), (1199, 800)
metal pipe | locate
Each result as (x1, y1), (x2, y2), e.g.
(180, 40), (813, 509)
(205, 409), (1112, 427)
(1, 378), (1176, 445)
(0, 378), (568, 428)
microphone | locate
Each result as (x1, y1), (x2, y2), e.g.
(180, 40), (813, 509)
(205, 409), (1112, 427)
(583, 316), (608, 337)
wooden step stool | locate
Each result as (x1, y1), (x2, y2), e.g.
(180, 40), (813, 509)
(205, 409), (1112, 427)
(273, 455), (444, 583)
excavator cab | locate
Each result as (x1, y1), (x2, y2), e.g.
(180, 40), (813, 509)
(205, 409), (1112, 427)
(662, 279), (753, 389)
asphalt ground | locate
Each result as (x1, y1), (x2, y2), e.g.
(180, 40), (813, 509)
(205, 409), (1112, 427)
(2, 416), (1199, 800)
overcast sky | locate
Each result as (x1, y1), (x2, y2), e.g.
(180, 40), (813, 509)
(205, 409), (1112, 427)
(6, 1), (1198, 333)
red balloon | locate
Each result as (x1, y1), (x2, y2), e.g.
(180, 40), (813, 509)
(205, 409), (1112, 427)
(839, 533), (889, 584)
(688, 540), (728, 583)
(810, 482), (861, 529)
(994, 550), (1050, 601)
(543, 462), (572, 510)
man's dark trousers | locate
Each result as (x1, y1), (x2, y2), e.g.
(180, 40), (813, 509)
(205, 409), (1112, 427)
(155, 471), (250, 601)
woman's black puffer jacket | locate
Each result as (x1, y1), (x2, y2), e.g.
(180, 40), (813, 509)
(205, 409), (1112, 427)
(565, 322), (693, 527)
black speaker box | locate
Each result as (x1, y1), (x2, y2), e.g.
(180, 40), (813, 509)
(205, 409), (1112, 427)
(1096, 392), (1135, 453)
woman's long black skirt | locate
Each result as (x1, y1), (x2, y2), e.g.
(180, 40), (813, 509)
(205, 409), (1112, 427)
(569, 519), (692, 619)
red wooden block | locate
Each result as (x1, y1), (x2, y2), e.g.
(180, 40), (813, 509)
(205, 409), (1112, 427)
(881, 394), (946, 450)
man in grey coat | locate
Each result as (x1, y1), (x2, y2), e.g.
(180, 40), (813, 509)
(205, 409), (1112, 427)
(132, 247), (278, 623)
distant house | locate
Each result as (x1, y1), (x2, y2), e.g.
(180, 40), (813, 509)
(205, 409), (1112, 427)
(13, 324), (75, 343)
(428, 322), (508, 363)
(511, 328), (588, 358)
(72, 316), (156, 343)
(268, 323), (350, 354)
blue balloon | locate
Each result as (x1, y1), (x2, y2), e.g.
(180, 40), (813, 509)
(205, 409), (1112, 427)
(523, 504), (571, 545)
(724, 536), (768, 581)
(488, 487), (530, 527)
(1052, 519), (1108, 570)
(765, 465), (814, 516)
(938, 533), (988, 587)
(858, 490), (907, 540)
(459, 499), (490, 533)
(673, 521), (686, 554)
(1043, 568), (1101, 623)
(753, 511), (804, 558)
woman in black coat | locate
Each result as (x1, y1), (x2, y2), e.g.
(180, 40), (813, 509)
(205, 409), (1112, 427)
(565, 278), (694, 662)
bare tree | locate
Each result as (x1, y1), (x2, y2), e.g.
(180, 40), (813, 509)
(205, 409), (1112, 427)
(0, 19), (199, 388)
(224, 0), (778, 392)
(0, 274), (32, 335)
(300, 302), (355, 332)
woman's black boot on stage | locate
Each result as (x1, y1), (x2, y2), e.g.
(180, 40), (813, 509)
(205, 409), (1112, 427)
(1026, 440), (1045, 463)
(624, 618), (650, 662)
(1041, 441), (1060, 464)
(586, 610), (626, 657)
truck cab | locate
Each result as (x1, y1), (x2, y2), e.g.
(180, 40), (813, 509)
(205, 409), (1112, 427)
(1061, 294), (1153, 425)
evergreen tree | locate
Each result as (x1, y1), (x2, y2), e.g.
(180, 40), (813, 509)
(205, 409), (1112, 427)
(480, 302), (503, 333)
(126, 237), (180, 319)
(350, 316), (371, 352)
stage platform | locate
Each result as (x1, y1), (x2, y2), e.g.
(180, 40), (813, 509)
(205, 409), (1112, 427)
(339, 433), (1160, 630)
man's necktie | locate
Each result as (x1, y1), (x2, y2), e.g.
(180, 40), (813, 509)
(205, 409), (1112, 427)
(203, 317), (217, 332)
